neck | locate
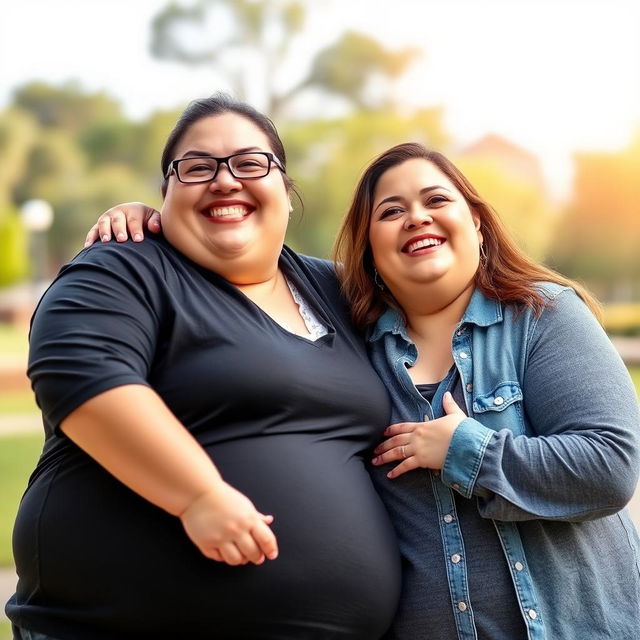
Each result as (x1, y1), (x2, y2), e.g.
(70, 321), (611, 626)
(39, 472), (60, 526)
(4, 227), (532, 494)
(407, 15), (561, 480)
(393, 280), (474, 341)
(234, 267), (284, 294)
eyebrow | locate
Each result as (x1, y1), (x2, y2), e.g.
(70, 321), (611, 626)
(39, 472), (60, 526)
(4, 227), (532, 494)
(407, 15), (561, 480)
(178, 146), (264, 159)
(373, 185), (452, 213)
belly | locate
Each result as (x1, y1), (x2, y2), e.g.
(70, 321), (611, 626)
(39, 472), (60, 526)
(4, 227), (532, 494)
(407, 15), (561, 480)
(14, 436), (401, 639)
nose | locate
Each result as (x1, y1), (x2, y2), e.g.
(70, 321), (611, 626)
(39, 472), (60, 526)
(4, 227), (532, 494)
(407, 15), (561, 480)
(403, 207), (433, 231)
(208, 162), (242, 193)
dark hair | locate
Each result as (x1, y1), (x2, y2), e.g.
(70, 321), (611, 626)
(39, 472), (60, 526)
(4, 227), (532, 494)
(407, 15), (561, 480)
(160, 93), (295, 197)
(333, 142), (601, 329)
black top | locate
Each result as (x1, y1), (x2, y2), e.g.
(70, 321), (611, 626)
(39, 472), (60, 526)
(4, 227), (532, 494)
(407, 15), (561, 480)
(8, 236), (401, 639)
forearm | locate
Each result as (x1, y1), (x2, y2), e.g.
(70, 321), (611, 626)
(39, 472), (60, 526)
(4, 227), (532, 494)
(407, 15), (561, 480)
(445, 290), (640, 521)
(447, 419), (639, 521)
(60, 384), (223, 516)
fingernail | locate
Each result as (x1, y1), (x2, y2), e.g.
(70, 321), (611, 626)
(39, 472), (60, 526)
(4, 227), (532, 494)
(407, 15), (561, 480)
(101, 235), (110, 242)
(267, 551), (278, 560)
(387, 471), (395, 479)
(83, 242), (90, 248)
(133, 233), (143, 242)
(372, 457), (379, 465)
(117, 232), (126, 241)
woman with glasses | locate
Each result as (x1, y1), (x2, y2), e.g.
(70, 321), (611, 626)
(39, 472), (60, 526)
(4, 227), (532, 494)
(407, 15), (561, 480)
(7, 95), (401, 640)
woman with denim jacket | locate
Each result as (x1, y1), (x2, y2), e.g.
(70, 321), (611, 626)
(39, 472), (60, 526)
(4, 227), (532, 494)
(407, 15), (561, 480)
(85, 142), (640, 639)
(333, 142), (640, 639)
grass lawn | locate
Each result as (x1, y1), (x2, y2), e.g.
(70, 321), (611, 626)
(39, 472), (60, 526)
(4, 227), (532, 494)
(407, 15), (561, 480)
(0, 324), (28, 364)
(0, 390), (37, 415)
(0, 433), (44, 567)
(0, 620), (11, 640)
(629, 366), (640, 395)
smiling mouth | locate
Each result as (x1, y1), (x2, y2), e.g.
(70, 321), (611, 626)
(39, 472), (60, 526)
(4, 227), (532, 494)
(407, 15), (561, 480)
(203, 205), (252, 221)
(404, 237), (445, 254)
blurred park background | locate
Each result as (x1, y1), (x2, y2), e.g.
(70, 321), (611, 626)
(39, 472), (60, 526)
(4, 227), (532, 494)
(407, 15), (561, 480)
(1, 0), (639, 635)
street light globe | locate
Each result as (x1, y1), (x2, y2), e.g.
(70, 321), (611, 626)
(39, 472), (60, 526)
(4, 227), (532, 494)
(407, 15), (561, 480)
(20, 199), (54, 232)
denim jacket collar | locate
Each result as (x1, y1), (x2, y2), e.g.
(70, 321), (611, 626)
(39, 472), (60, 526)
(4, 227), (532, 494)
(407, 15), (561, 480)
(367, 288), (503, 344)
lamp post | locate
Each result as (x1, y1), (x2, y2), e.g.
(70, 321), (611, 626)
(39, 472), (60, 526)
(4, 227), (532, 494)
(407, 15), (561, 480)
(20, 199), (54, 297)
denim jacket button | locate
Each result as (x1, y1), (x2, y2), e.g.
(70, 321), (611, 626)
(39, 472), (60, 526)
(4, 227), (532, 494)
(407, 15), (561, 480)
(514, 561), (524, 571)
(493, 396), (504, 406)
(466, 383), (473, 393)
(528, 609), (538, 620)
(457, 601), (468, 612)
(443, 514), (454, 523)
(452, 483), (460, 491)
(459, 351), (469, 359)
(451, 554), (462, 564)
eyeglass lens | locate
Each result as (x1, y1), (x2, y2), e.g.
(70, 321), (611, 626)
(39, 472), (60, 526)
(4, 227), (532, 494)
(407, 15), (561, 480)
(177, 153), (272, 182)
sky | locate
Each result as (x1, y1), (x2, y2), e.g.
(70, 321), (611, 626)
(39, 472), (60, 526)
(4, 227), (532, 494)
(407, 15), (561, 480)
(1, 0), (639, 199)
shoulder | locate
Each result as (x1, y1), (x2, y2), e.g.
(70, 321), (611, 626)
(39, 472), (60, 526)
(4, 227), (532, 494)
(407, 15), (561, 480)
(533, 282), (592, 322)
(281, 247), (339, 290)
(66, 234), (176, 273)
(52, 235), (191, 294)
(295, 252), (336, 279)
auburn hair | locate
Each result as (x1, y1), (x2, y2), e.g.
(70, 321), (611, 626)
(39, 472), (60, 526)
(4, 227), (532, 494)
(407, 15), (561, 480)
(333, 142), (601, 329)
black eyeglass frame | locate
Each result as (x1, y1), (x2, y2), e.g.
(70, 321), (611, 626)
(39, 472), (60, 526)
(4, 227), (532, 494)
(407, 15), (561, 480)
(165, 152), (285, 183)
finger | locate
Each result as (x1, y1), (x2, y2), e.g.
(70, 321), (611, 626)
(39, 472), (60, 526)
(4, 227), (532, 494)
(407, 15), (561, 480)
(209, 548), (223, 562)
(383, 422), (419, 437)
(218, 542), (248, 566)
(252, 519), (279, 560)
(84, 225), (100, 248)
(387, 456), (420, 479)
(372, 445), (410, 466)
(234, 531), (266, 565)
(110, 211), (131, 242)
(261, 513), (274, 525)
(146, 209), (162, 233)
(97, 217), (113, 243)
(442, 391), (466, 416)
(374, 434), (411, 455)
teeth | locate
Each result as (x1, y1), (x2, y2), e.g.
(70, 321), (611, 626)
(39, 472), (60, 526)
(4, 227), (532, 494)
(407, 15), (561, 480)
(407, 237), (443, 253)
(208, 206), (248, 218)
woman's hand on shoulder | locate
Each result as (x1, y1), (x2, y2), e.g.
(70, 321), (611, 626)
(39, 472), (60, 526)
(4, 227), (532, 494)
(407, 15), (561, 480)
(179, 481), (278, 567)
(372, 392), (466, 478)
(84, 202), (162, 247)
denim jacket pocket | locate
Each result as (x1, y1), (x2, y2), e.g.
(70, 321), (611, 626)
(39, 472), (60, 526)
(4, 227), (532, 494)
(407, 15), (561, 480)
(471, 382), (524, 434)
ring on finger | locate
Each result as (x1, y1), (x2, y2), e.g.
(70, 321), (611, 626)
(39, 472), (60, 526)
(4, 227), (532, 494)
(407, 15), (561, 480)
(401, 445), (406, 459)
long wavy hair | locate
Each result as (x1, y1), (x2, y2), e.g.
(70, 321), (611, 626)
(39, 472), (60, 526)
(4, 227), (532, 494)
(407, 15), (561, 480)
(333, 142), (601, 329)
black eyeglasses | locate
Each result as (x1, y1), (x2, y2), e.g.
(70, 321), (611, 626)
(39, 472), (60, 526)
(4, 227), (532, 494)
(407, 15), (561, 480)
(165, 152), (285, 183)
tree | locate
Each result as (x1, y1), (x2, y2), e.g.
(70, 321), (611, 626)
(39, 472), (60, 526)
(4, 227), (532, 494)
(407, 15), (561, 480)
(549, 133), (640, 300)
(282, 107), (448, 256)
(13, 81), (122, 132)
(149, 0), (419, 116)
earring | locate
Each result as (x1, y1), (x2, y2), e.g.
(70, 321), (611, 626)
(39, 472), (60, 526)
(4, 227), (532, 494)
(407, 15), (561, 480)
(374, 268), (386, 291)
(479, 242), (487, 266)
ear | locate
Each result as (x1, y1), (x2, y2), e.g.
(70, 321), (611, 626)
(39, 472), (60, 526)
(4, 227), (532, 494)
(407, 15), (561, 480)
(471, 209), (481, 232)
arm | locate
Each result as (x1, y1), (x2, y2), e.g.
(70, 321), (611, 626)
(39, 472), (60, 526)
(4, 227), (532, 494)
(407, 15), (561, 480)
(62, 385), (277, 566)
(444, 289), (640, 521)
(84, 202), (162, 247)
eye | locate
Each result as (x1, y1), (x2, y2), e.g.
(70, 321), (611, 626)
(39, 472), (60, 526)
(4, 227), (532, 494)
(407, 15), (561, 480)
(378, 206), (405, 220)
(183, 161), (216, 174)
(426, 194), (450, 206)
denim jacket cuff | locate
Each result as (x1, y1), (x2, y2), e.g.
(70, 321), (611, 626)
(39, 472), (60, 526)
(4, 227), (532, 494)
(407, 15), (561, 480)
(442, 418), (494, 498)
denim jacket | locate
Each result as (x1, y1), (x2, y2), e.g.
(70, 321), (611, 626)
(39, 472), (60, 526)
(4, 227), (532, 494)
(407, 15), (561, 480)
(367, 284), (640, 639)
